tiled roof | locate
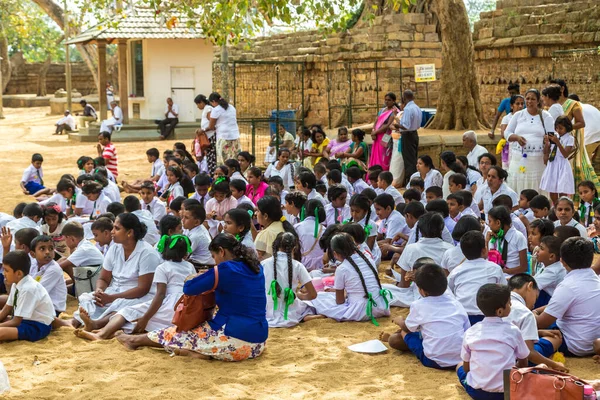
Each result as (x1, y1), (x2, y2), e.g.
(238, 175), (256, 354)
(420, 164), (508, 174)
(66, 7), (205, 44)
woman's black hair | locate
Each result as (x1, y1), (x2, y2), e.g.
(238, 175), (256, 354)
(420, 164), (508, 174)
(525, 88), (541, 101)
(158, 215), (181, 236)
(271, 232), (299, 297)
(440, 151), (464, 174)
(418, 155), (435, 170)
(208, 92), (229, 110)
(117, 213), (147, 241)
(416, 212), (444, 240)
(161, 235), (191, 262)
(224, 158), (242, 173)
(550, 79), (569, 97)
(542, 86), (561, 102)
(339, 222), (367, 245)
(42, 202), (65, 224)
(477, 152), (497, 166)
(237, 151), (256, 165)
(225, 208), (252, 243)
(257, 195), (298, 238)
(194, 94), (208, 105)
(451, 215), (481, 242)
(488, 165), (508, 181)
(488, 206), (512, 227)
(77, 156), (93, 170)
(351, 128), (365, 142)
(209, 233), (260, 273)
(327, 184), (347, 202)
(510, 94), (525, 105)
(173, 142), (194, 162)
(349, 193), (372, 225)
(310, 127), (327, 144)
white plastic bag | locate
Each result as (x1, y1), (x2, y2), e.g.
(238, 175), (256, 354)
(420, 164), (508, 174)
(0, 360), (10, 394)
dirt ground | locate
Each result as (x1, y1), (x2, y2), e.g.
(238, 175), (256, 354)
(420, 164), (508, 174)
(0, 107), (597, 399)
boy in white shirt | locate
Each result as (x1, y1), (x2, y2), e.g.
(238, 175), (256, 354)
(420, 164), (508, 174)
(20, 153), (50, 197)
(381, 263), (469, 369)
(297, 171), (326, 206)
(30, 236), (67, 316)
(324, 185), (349, 226)
(535, 237), (600, 357)
(374, 193), (408, 260)
(182, 204), (215, 270)
(0, 250), (55, 342)
(378, 171), (404, 205)
(506, 274), (567, 372)
(346, 167), (370, 195)
(123, 195), (161, 245)
(91, 217), (114, 256)
(448, 231), (507, 326)
(457, 284), (529, 399)
(139, 181), (167, 225)
(122, 148), (164, 193)
(59, 222), (104, 280)
(230, 179), (253, 208)
(533, 236), (566, 308)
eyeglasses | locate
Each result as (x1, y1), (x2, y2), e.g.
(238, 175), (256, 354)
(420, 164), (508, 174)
(479, 161), (492, 166)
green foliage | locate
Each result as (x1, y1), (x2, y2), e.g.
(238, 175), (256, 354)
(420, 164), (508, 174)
(464, 0), (496, 30)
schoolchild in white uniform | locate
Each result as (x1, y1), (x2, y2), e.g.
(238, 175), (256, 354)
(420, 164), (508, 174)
(378, 171), (404, 205)
(59, 221), (105, 280)
(348, 194), (381, 265)
(448, 231), (507, 326)
(532, 236), (566, 308)
(346, 166), (370, 195)
(324, 184), (350, 226)
(307, 233), (390, 324)
(229, 179), (254, 208)
(373, 193), (408, 260)
(536, 237), (600, 357)
(553, 197), (588, 238)
(264, 148), (295, 189)
(297, 171), (327, 206)
(441, 215), (481, 274)
(491, 194), (528, 239)
(457, 284), (530, 399)
(381, 264), (469, 370)
(80, 181), (112, 220)
(263, 232), (317, 328)
(29, 236), (67, 316)
(486, 206), (528, 277)
(294, 200), (326, 272)
(91, 217), (114, 256)
(223, 209), (257, 254)
(181, 204), (214, 269)
(139, 181), (167, 224)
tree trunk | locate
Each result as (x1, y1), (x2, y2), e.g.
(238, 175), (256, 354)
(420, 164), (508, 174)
(0, 19), (11, 93)
(37, 55), (52, 96)
(427, 0), (489, 130)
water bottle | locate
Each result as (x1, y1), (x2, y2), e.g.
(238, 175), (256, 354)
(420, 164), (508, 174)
(584, 385), (597, 400)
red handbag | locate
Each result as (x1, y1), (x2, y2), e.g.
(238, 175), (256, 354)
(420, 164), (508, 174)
(509, 366), (587, 399)
(172, 266), (218, 332)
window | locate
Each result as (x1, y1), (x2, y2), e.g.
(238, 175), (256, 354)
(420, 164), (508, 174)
(130, 40), (144, 97)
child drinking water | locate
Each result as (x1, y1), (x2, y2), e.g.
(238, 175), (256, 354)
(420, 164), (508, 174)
(553, 197), (588, 238)
(262, 232), (317, 328)
(486, 205), (528, 276)
(41, 203), (68, 259)
(539, 116), (575, 204)
(308, 233), (391, 325)
(74, 234), (196, 341)
(294, 199), (326, 272)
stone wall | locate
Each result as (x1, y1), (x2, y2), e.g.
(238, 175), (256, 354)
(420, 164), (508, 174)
(473, 0), (600, 119)
(6, 62), (97, 95)
(213, 13), (443, 128)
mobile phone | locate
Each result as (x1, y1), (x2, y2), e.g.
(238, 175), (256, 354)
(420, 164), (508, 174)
(546, 131), (555, 137)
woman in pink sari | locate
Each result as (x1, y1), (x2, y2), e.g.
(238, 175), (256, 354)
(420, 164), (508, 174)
(369, 93), (399, 171)
(324, 126), (352, 162)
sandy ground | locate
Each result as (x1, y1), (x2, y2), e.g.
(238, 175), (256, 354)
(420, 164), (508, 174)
(0, 107), (597, 399)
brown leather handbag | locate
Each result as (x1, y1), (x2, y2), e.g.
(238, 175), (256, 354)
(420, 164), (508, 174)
(195, 129), (211, 152)
(172, 266), (218, 332)
(509, 366), (587, 399)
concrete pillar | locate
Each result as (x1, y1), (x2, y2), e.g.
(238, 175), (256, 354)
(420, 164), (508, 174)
(97, 40), (107, 121)
(117, 39), (129, 123)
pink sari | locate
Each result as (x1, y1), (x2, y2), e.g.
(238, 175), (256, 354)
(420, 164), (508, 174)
(369, 108), (395, 170)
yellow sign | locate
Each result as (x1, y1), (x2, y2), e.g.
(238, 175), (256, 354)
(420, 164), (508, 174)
(414, 64), (436, 82)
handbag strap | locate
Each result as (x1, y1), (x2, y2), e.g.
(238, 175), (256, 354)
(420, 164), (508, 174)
(202, 265), (219, 294)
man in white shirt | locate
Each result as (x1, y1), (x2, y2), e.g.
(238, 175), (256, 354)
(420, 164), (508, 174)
(463, 130), (488, 168)
(100, 101), (123, 133)
(54, 110), (76, 135)
(157, 97), (179, 139)
(397, 90), (422, 183)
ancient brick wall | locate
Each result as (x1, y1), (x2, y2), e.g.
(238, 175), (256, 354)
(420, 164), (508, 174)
(6, 62), (97, 95)
(473, 0), (600, 120)
(213, 14), (443, 128)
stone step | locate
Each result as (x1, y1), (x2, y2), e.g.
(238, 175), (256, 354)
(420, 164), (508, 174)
(69, 123), (198, 142)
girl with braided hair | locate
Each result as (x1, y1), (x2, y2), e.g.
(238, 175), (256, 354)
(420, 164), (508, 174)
(294, 199), (326, 272)
(223, 208), (256, 253)
(308, 233), (391, 325)
(262, 232), (317, 327)
(348, 194), (382, 266)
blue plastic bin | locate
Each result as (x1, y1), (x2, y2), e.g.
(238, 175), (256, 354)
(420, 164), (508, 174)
(270, 110), (297, 137)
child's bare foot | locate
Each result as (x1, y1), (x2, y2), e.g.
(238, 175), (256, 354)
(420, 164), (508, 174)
(384, 268), (394, 278)
(173, 348), (211, 360)
(303, 315), (326, 322)
(79, 307), (95, 332)
(116, 334), (139, 350)
(379, 332), (391, 342)
(52, 317), (79, 329)
(74, 329), (103, 341)
(593, 355), (600, 364)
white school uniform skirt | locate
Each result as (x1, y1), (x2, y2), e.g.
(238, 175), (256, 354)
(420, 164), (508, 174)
(306, 292), (390, 322)
(539, 157), (575, 194)
(74, 287), (154, 324)
(382, 283), (418, 308)
(116, 291), (182, 333)
(267, 298), (313, 328)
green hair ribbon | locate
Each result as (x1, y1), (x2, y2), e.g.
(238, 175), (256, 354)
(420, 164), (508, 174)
(379, 288), (393, 310)
(365, 293), (379, 326)
(235, 233), (242, 242)
(313, 208), (319, 238)
(268, 280), (279, 311)
(300, 205), (306, 221)
(282, 287), (296, 320)
(214, 176), (226, 186)
(247, 209), (254, 218)
(156, 234), (192, 254)
(364, 224), (373, 237)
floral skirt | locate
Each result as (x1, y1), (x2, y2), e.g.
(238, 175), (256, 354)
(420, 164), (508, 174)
(216, 138), (241, 165)
(147, 322), (265, 362)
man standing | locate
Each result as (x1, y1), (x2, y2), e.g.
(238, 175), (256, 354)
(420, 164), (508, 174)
(463, 130), (488, 168)
(97, 131), (118, 178)
(397, 90), (422, 183)
(488, 83), (520, 139)
(54, 110), (76, 135)
(76, 100), (97, 129)
(100, 101), (123, 133)
(157, 97), (179, 140)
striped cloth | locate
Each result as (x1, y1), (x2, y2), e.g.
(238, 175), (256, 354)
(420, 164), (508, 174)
(102, 143), (119, 177)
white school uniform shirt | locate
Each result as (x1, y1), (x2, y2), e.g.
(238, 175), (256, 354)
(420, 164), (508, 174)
(554, 219), (588, 238)
(384, 185), (405, 205)
(265, 163), (294, 189)
(325, 203), (350, 226)
(165, 182), (184, 200)
(96, 240), (113, 256)
(307, 189), (327, 206)
(230, 171), (248, 185)
(465, 168), (482, 190)
(75, 191), (93, 214)
(352, 178), (370, 194)
(104, 180), (121, 203)
(548, 103), (564, 121)
(440, 246), (466, 273)
(406, 226), (454, 246)
(467, 144), (488, 169)
(142, 197), (167, 223)
(151, 159), (164, 178)
(504, 292), (539, 342)
(185, 224), (214, 265)
(88, 192), (112, 220)
(132, 210), (161, 245)
(236, 195), (254, 207)
(516, 207), (535, 223)
(398, 237), (454, 271)
(156, 172), (168, 192)
(21, 164), (44, 184)
(190, 191), (212, 207)
(473, 178), (488, 204)
(511, 213), (528, 240)
(461, 317), (530, 392)
(240, 231), (256, 253)
(481, 182), (519, 216)
(295, 136), (313, 152)
(0, 212), (15, 228)
(5, 216), (42, 235)
(545, 268), (600, 356)
(7, 275), (55, 325)
(448, 258), (507, 315)
(294, 216), (324, 272)
(407, 169), (443, 189)
(341, 175), (354, 197)
(534, 261), (566, 297)
(377, 210), (408, 240)
(106, 168), (116, 183)
(103, 240), (161, 294)
(488, 227), (527, 275)
(67, 239), (104, 267)
(405, 294), (470, 368)
(262, 252), (313, 328)
(462, 206), (478, 218)
(39, 192), (67, 212)
(34, 260), (67, 312)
